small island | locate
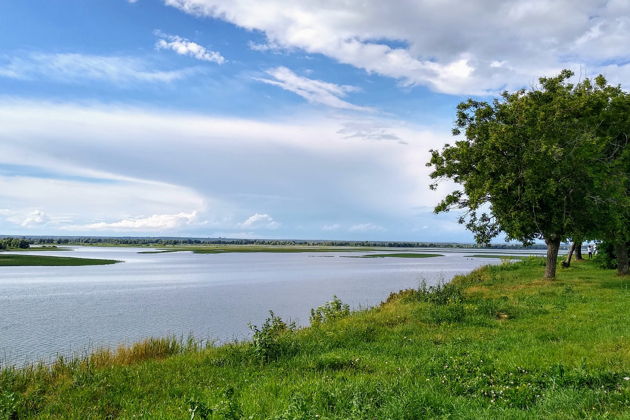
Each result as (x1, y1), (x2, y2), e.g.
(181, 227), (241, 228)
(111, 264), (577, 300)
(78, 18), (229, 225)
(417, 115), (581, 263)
(0, 254), (119, 266)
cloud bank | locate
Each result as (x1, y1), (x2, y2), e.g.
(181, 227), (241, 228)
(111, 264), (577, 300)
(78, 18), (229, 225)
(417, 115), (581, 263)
(164, 0), (630, 94)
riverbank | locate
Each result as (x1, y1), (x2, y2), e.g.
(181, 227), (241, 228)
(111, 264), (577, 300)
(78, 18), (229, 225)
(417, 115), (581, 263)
(1, 258), (628, 418)
(0, 254), (119, 266)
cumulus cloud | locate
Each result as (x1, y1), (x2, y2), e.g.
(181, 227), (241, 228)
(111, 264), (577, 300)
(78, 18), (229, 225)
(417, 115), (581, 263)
(0, 53), (195, 84)
(20, 210), (49, 227)
(0, 99), (469, 241)
(256, 67), (372, 111)
(0, 209), (50, 228)
(72, 211), (198, 231)
(238, 213), (280, 230)
(164, 0), (630, 94)
(155, 32), (225, 64)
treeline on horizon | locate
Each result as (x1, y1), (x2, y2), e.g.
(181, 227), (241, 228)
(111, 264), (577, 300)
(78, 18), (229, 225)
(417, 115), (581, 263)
(0, 236), (547, 249)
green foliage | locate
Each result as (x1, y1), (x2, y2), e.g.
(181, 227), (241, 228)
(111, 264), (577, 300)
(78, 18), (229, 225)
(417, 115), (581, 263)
(188, 388), (242, 420)
(409, 280), (464, 305)
(428, 69), (630, 277)
(249, 311), (296, 363)
(0, 238), (30, 250)
(0, 255), (119, 266)
(309, 295), (351, 326)
(593, 241), (618, 269)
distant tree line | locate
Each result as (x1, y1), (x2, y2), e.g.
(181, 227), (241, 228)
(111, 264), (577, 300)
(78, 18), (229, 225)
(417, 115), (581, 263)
(0, 238), (30, 250)
(21, 236), (547, 249)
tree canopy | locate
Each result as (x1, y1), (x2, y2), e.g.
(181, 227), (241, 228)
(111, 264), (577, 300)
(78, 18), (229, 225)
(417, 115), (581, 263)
(428, 70), (629, 278)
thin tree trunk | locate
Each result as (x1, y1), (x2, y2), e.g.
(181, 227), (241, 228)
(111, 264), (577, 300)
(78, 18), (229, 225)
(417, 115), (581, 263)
(544, 237), (561, 279)
(563, 242), (576, 267)
(616, 242), (629, 276)
(575, 241), (583, 260)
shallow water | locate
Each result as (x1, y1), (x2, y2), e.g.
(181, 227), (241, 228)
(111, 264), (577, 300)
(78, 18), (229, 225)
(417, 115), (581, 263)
(0, 246), (543, 366)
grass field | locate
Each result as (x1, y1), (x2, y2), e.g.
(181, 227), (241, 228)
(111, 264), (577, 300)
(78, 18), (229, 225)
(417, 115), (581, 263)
(0, 254), (119, 266)
(0, 246), (71, 252)
(1, 258), (628, 418)
(353, 253), (443, 258)
(466, 254), (531, 260)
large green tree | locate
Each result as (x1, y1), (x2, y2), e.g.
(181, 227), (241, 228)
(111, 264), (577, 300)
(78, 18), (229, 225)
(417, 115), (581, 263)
(428, 70), (624, 279)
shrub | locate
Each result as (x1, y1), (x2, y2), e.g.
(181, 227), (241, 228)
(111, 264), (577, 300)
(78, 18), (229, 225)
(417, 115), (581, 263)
(593, 241), (617, 269)
(249, 311), (296, 363)
(412, 281), (464, 305)
(310, 296), (351, 326)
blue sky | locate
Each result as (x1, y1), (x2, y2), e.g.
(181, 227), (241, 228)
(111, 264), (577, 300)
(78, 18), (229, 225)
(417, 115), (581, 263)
(1, 0), (629, 241)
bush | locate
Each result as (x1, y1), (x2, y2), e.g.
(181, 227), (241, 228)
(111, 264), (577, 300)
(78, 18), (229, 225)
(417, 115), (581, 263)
(593, 241), (617, 269)
(410, 281), (464, 305)
(249, 311), (296, 363)
(310, 296), (351, 326)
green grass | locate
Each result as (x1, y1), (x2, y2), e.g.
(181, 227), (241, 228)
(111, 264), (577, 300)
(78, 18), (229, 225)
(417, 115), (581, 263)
(466, 254), (531, 259)
(1, 246), (72, 252)
(0, 254), (119, 266)
(353, 253), (443, 258)
(1, 259), (629, 418)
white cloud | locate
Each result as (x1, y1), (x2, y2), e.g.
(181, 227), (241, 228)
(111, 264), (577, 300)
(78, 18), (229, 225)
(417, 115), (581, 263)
(256, 67), (371, 111)
(71, 211), (198, 231)
(237, 213), (280, 230)
(322, 224), (341, 231)
(0, 209), (50, 228)
(348, 223), (385, 232)
(20, 210), (49, 227)
(155, 32), (225, 64)
(0, 99), (469, 240)
(164, 0), (630, 94)
(0, 53), (195, 84)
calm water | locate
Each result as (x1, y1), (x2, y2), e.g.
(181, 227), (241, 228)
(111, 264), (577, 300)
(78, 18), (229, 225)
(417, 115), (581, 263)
(0, 247), (542, 366)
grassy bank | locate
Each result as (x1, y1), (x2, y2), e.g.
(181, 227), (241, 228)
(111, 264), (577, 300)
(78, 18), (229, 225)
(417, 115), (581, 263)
(0, 254), (119, 266)
(465, 254), (530, 260)
(0, 246), (71, 252)
(1, 259), (629, 418)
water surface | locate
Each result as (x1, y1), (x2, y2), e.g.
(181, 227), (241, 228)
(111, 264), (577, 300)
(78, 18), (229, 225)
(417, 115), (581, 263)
(0, 246), (542, 366)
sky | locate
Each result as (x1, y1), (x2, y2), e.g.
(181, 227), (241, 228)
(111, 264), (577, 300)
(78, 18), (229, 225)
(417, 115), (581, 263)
(1, 0), (629, 242)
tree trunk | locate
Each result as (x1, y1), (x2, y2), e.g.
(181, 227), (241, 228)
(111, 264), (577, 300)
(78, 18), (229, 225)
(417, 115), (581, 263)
(615, 242), (629, 276)
(575, 241), (583, 260)
(544, 237), (561, 279)
(563, 242), (576, 267)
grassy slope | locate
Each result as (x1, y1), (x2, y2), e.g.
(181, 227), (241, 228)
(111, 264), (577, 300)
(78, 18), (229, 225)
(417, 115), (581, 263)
(1, 259), (629, 419)
(354, 253), (443, 258)
(466, 254), (530, 259)
(0, 254), (119, 266)
(0, 246), (71, 252)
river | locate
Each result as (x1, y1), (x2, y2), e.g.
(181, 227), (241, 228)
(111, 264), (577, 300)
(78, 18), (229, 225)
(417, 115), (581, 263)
(0, 246), (543, 366)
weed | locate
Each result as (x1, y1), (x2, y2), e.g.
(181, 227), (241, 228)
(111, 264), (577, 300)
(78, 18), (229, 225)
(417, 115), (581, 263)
(310, 295), (351, 326)
(249, 311), (296, 363)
